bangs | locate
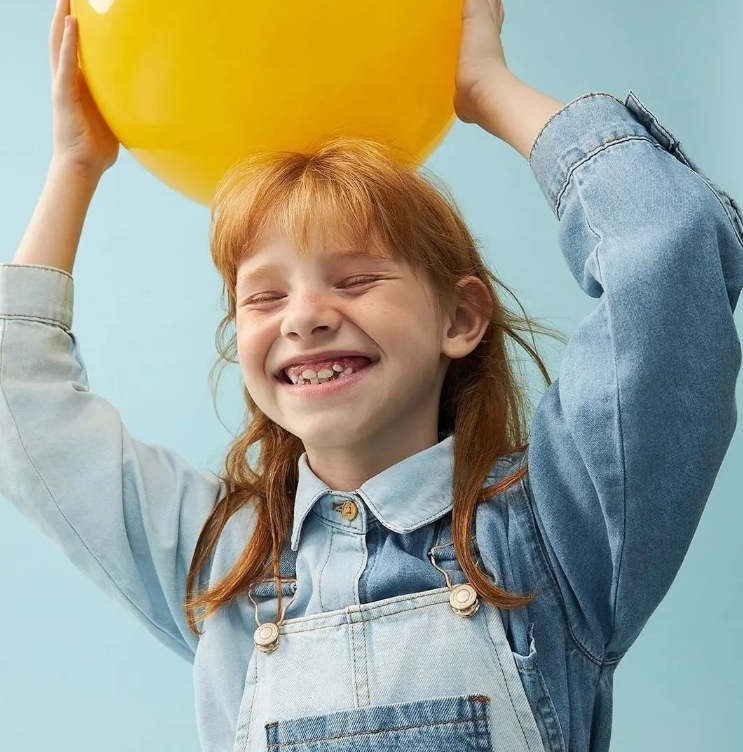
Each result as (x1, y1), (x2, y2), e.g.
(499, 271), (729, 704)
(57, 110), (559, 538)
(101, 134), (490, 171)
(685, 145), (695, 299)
(209, 137), (435, 290)
(245, 176), (393, 264)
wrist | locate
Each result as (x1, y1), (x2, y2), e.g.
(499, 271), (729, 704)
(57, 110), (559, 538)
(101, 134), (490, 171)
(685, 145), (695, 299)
(473, 72), (566, 161)
(49, 157), (105, 189)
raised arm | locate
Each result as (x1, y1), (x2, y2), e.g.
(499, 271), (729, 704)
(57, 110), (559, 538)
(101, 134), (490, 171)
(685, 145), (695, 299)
(523, 90), (742, 659)
(455, 0), (743, 660)
(1, 3), (233, 661)
(13, 0), (119, 275)
(454, 0), (565, 160)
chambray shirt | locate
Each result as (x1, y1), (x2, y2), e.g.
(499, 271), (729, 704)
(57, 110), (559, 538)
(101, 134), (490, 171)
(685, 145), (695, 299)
(1, 90), (741, 752)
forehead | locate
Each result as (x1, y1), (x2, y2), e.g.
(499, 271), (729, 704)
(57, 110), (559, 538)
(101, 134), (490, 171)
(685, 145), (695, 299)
(236, 227), (394, 289)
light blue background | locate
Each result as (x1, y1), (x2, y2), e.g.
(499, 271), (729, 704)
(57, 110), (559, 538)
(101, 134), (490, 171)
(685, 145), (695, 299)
(1, 1), (741, 750)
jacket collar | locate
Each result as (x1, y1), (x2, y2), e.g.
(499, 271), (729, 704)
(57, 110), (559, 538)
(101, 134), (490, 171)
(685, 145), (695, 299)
(290, 434), (457, 551)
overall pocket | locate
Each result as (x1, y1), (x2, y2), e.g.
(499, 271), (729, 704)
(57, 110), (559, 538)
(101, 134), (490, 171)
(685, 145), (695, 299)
(265, 694), (493, 752)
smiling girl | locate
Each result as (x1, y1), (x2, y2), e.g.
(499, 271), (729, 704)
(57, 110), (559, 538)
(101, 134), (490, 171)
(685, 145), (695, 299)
(1, 1), (741, 751)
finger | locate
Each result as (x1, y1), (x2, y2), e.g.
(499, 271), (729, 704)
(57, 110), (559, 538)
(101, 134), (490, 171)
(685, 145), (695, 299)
(486, 0), (504, 26)
(49, 0), (71, 76)
(54, 15), (79, 101)
(463, 0), (494, 24)
(483, 0), (497, 22)
(461, 0), (500, 57)
(494, 0), (505, 26)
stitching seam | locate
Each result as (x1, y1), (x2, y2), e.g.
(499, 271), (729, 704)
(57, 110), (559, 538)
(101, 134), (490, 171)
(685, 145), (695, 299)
(0, 263), (73, 280)
(528, 91), (623, 166)
(518, 463), (611, 667)
(0, 313), (70, 330)
(554, 134), (656, 217)
(585, 216), (628, 659)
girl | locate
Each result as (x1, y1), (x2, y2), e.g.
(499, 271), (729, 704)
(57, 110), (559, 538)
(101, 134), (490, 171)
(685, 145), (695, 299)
(2, 1), (741, 750)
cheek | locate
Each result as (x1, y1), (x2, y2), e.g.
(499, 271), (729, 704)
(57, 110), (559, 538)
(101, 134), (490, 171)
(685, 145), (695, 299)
(372, 298), (436, 344)
(236, 327), (275, 382)
(236, 344), (249, 375)
(235, 331), (258, 375)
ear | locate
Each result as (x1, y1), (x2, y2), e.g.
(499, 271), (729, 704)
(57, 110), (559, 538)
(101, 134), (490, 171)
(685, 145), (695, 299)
(440, 276), (493, 361)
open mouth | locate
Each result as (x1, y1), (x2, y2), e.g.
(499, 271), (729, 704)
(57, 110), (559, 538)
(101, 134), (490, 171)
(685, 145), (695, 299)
(275, 360), (378, 394)
(275, 358), (377, 385)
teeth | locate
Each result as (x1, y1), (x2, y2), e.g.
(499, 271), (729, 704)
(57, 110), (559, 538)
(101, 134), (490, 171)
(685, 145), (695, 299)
(285, 363), (359, 386)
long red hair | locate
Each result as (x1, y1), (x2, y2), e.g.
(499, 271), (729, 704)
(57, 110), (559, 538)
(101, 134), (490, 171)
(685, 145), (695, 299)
(184, 137), (566, 635)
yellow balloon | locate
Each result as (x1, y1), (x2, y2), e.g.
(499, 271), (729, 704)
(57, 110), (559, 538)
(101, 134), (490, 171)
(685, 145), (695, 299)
(70, 0), (463, 206)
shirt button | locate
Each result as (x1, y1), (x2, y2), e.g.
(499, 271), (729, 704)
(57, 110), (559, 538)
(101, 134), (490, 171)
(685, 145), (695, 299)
(339, 500), (358, 521)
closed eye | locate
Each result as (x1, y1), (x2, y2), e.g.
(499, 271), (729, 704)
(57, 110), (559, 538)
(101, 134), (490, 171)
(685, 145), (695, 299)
(242, 275), (380, 306)
(343, 275), (379, 288)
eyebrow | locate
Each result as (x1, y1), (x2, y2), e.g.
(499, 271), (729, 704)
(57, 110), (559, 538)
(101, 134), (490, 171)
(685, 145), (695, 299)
(237, 250), (387, 289)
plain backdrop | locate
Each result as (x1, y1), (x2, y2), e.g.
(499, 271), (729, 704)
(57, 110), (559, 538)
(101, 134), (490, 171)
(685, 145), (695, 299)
(1, 1), (741, 750)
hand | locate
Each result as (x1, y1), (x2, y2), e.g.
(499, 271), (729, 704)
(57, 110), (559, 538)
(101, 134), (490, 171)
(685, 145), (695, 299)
(454, 0), (509, 125)
(50, 0), (119, 177)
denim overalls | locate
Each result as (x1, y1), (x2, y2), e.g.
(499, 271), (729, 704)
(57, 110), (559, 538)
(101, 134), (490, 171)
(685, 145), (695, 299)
(233, 512), (546, 752)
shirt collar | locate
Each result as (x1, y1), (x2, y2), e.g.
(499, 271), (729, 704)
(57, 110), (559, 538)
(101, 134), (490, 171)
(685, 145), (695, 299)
(290, 434), (457, 551)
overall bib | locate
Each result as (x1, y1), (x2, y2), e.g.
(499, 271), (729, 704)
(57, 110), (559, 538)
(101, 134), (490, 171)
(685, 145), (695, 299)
(231, 514), (547, 752)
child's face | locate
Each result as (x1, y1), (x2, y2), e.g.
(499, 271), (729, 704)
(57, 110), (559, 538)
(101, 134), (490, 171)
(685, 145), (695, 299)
(234, 223), (455, 483)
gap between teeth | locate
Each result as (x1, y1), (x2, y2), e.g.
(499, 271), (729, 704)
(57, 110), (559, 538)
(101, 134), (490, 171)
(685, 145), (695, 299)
(287, 364), (358, 385)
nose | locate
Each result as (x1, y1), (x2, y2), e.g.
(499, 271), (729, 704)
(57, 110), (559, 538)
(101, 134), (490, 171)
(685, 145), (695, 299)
(280, 291), (341, 339)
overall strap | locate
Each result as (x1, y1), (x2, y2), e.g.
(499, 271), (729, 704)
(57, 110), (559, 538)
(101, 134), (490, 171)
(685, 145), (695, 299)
(249, 538), (299, 597)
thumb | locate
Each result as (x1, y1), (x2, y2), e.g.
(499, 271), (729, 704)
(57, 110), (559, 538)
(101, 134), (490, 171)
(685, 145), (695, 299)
(54, 16), (82, 106)
(460, 0), (499, 59)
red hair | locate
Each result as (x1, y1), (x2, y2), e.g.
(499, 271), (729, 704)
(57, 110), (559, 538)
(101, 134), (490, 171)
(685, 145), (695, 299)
(184, 137), (566, 634)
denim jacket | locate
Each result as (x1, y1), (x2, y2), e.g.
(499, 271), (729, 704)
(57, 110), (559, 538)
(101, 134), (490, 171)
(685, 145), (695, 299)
(1, 90), (741, 752)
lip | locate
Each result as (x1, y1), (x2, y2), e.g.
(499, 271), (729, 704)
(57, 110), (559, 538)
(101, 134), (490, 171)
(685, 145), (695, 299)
(275, 352), (376, 377)
(276, 360), (377, 398)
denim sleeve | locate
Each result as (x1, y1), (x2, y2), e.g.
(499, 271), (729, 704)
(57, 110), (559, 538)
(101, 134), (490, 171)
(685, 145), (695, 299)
(523, 91), (743, 661)
(0, 264), (233, 662)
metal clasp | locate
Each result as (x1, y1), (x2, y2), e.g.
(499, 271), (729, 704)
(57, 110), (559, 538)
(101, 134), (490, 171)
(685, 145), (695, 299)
(248, 577), (298, 654)
(428, 543), (480, 618)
